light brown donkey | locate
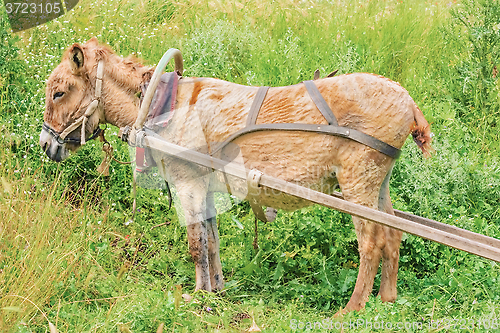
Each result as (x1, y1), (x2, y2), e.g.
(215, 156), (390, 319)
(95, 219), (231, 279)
(40, 38), (432, 312)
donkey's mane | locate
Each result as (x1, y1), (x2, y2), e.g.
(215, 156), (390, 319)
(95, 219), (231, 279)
(91, 43), (153, 92)
(61, 39), (153, 90)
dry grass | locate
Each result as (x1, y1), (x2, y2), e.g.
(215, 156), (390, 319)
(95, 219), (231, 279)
(0, 162), (107, 331)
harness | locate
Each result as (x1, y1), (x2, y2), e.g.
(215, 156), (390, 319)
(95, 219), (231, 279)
(214, 80), (401, 222)
(42, 60), (105, 145)
(138, 77), (401, 161)
(211, 81), (401, 159)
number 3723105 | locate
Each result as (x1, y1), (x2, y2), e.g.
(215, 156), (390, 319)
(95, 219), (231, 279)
(5, 2), (62, 15)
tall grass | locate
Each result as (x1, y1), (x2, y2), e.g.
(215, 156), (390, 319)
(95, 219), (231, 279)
(1, 0), (500, 331)
(0, 159), (99, 329)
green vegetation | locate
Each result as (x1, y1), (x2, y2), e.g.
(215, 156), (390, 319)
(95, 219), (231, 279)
(1, 0), (500, 331)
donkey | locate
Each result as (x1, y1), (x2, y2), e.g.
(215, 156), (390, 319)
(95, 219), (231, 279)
(40, 38), (431, 312)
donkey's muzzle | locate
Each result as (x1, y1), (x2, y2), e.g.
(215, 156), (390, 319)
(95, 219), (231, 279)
(39, 127), (70, 162)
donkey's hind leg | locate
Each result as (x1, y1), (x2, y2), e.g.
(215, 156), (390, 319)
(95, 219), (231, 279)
(206, 191), (224, 291)
(336, 151), (394, 312)
(377, 168), (402, 303)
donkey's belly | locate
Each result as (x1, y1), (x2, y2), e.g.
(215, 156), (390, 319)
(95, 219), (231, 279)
(214, 131), (342, 210)
(213, 173), (336, 211)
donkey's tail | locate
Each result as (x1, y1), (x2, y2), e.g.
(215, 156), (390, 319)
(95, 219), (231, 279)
(411, 104), (433, 157)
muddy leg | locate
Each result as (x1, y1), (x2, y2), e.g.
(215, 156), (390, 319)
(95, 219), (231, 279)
(206, 192), (224, 291)
(176, 182), (212, 292)
(377, 170), (402, 303)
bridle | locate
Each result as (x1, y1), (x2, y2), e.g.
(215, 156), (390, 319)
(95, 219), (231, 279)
(42, 122), (101, 144)
(42, 60), (105, 145)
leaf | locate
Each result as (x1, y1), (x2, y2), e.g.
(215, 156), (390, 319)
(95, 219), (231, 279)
(1, 306), (22, 312)
(174, 285), (182, 310)
(396, 298), (408, 305)
(247, 319), (262, 332)
(118, 323), (132, 333)
(273, 260), (284, 281)
(241, 261), (258, 275)
(231, 215), (244, 229)
(1, 177), (12, 195)
(117, 261), (131, 280)
(49, 322), (58, 333)
(242, 249), (262, 274)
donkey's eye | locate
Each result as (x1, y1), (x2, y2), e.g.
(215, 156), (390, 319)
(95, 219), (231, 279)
(53, 91), (65, 100)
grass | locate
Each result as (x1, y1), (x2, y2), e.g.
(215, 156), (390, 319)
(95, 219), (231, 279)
(1, 0), (500, 331)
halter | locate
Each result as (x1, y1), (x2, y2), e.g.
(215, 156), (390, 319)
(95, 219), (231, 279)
(42, 122), (102, 144)
(43, 60), (105, 145)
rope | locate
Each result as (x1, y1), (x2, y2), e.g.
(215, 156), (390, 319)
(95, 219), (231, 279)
(253, 216), (259, 251)
(97, 128), (135, 176)
(96, 128), (138, 226)
(104, 143), (136, 165)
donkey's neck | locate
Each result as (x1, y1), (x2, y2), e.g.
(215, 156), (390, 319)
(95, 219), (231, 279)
(101, 54), (153, 128)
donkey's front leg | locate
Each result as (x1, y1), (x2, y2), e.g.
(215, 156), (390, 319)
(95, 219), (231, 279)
(187, 222), (211, 291)
(176, 182), (212, 292)
(206, 191), (224, 291)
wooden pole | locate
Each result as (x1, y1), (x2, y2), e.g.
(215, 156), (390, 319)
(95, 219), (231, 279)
(141, 133), (500, 263)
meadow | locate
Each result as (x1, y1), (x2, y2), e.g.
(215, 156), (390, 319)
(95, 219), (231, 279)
(1, 0), (500, 331)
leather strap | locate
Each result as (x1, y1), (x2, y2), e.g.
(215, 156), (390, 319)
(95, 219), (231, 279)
(303, 80), (338, 126)
(211, 80), (401, 159)
(211, 123), (401, 159)
(246, 86), (269, 126)
(58, 60), (105, 145)
(247, 169), (268, 222)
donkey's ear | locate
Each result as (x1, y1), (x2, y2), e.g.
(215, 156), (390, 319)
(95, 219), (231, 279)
(86, 37), (99, 47)
(68, 44), (85, 73)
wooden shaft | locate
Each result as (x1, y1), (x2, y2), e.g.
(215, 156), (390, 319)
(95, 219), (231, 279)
(141, 134), (500, 263)
(258, 174), (500, 263)
(330, 191), (500, 249)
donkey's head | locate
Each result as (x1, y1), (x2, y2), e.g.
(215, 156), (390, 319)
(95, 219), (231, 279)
(40, 38), (105, 162)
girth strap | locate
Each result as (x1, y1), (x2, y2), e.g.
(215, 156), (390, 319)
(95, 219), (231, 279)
(211, 123), (401, 159)
(211, 80), (401, 159)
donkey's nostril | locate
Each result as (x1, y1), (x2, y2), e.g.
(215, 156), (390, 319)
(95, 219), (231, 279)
(41, 141), (48, 152)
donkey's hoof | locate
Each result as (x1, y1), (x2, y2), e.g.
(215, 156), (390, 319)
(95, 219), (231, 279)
(265, 207), (278, 222)
(182, 293), (193, 303)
